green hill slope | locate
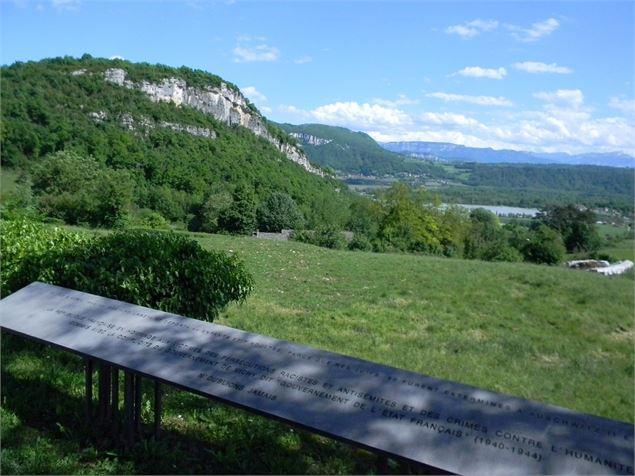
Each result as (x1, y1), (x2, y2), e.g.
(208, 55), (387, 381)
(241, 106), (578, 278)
(277, 122), (446, 177)
(0, 56), (348, 225)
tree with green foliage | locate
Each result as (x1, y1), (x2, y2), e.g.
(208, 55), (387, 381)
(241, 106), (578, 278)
(437, 205), (469, 258)
(256, 192), (304, 232)
(462, 208), (524, 262)
(376, 183), (444, 254)
(536, 204), (601, 253)
(463, 208), (502, 260)
(522, 224), (566, 265)
(306, 191), (350, 229)
(189, 189), (233, 233)
(30, 150), (133, 227)
(347, 196), (383, 241)
(218, 184), (257, 235)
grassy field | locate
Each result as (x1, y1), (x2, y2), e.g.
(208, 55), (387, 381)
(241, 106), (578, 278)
(1, 230), (634, 474)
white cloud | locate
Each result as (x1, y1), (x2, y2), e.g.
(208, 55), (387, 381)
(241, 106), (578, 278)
(233, 37), (279, 63)
(513, 61), (572, 74)
(608, 97), (635, 115)
(242, 86), (267, 103)
(371, 94), (419, 107)
(419, 112), (482, 128)
(241, 86), (271, 113)
(52, 0), (81, 10)
(534, 89), (584, 108)
(278, 104), (311, 118)
(109, 55), (125, 60)
(293, 55), (312, 64)
(233, 45), (279, 63)
(311, 102), (412, 128)
(445, 19), (498, 38)
(456, 66), (507, 80)
(507, 18), (560, 42)
(427, 92), (513, 107)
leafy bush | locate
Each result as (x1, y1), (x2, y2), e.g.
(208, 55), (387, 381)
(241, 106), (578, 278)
(522, 225), (566, 265)
(480, 241), (523, 262)
(256, 192), (304, 232)
(347, 234), (372, 251)
(137, 209), (170, 229)
(1, 219), (253, 321)
(0, 218), (89, 296)
(292, 226), (347, 250)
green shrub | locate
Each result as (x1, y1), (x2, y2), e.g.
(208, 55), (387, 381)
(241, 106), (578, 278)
(292, 226), (347, 250)
(256, 192), (304, 232)
(480, 241), (523, 262)
(137, 209), (170, 229)
(522, 225), (566, 265)
(347, 234), (372, 251)
(1, 220), (253, 321)
(0, 218), (89, 296)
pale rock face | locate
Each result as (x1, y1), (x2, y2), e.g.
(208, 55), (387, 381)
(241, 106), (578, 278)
(159, 121), (216, 139)
(289, 132), (333, 146)
(104, 68), (128, 86)
(104, 68), (322, 175)
(89, 110), (107, 123)
(89, 110), (216, 140)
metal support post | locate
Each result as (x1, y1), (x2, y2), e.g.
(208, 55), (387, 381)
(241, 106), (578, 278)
(85, 359), (93, 419)
(154, 380), (161, 440)
(123, 371), (134, 446)
(134, 373), (142, 433)
(110, 366), (119, 433)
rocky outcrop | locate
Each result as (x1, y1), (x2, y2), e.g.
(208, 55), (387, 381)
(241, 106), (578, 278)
(289, 132), (332, 146)
(160, 121), (216, 139)
(89, 110), (217, 139)
(104, 68), (322, 175)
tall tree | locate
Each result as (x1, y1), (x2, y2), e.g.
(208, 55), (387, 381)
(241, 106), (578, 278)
(218, 183), (257, 235)
(536, 204), (601, 253)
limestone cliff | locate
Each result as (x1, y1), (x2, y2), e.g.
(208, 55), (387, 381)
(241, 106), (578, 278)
(289, 132), (333, 146)
(104, 68), (322, 176)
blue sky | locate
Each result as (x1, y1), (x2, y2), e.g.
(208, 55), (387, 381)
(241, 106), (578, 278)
(2, 0), (634, 155)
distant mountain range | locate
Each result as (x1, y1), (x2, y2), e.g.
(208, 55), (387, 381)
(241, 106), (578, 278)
(380, 141), (635, 168)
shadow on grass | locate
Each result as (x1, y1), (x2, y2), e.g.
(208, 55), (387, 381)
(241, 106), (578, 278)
(1, 337), (430, 475)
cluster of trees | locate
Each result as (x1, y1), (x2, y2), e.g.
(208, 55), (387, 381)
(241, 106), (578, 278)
(295, 183), (601, 266)
(8, 150), (309, 235)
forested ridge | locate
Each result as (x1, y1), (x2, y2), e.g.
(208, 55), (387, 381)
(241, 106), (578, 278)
(1, 56), (349, 228)
(277, 123), (449, 177)
(463, 163), (633, 196)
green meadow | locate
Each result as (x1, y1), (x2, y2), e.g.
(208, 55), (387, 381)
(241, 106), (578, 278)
(1, 230), (633, 474)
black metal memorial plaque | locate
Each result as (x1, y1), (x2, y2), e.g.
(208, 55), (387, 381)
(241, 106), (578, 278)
(1, 282), (633, 475)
